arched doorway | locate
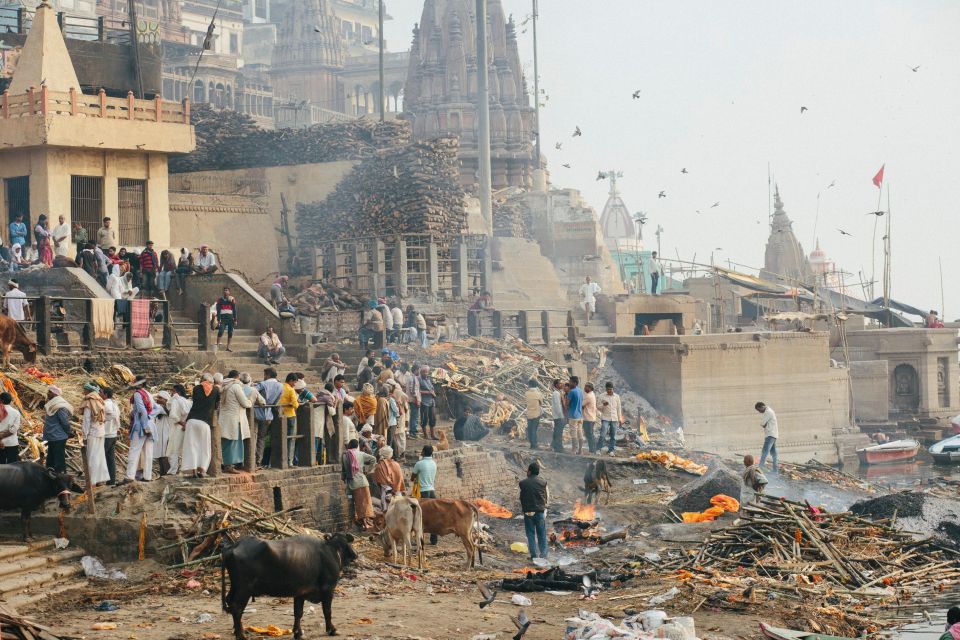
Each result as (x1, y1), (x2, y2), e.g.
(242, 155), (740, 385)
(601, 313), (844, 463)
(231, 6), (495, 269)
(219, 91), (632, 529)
(892, 364), (920, 413)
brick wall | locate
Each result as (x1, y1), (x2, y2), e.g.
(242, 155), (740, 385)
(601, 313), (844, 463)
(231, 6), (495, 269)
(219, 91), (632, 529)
(429, 447), (518, 502)
(39, 350), (189, 381)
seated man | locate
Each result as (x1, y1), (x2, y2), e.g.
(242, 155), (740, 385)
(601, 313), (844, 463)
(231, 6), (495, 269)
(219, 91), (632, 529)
(453, 406), (490, 442)
(258, 326), (285, 364)
(194, 244), (218, 274)
(358, 301), (384, 350)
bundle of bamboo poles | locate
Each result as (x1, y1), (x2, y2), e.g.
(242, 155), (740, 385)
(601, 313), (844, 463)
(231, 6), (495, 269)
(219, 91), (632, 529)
(0, 604), (72, 640)
(162, 494), (324, 569)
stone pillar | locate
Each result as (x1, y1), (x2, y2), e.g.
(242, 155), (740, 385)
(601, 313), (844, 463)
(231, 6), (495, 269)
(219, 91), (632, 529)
(492, 310), (503, 339)
(350, 243), (362, 295)
(482, 241), (493, 294)
(372, 239), (385, 298)
(395, 236), (408, 298)
(467, 310), (480, 337)
(541, 310), (551, 345)
(428, 241), (440, 297)
(517, 310), (529, 343)
(455, 240), (469, 299)
(243, 407), (256, 473)
(36, 295), (51, 355)
(208, 413), (222, 478)
(295, 405), (314, 466)
(270, 414), (288, 470)
(83, 298), (95, 351)
(198, 303), (210, 350)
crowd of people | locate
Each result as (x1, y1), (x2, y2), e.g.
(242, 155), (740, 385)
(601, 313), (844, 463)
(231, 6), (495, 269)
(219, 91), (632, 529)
(524, 377), (626, 455)
(359, 298), (429, 349)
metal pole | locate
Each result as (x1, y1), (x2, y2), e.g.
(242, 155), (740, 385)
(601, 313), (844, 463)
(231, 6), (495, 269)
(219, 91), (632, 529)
(531, 0), (541, 164)
(475, 0), (493, 232)
(378, 0), (385, 121)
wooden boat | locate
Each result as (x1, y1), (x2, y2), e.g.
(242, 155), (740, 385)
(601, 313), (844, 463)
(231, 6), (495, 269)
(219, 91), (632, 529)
(760, 622), (854, 640)
(929, 433), (960, 464)
(855, 438), (920, 465)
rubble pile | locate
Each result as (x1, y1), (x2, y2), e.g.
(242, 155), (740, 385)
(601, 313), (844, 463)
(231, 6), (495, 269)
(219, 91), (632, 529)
(851, 492), (960, 544)
(295, 136), (467, 244)
(492, 190), (530, 239)
(288, 280), (365, 316)
(664, 494), (960, 635)
(170, 105), (411, 174)
(0, 603), (69, 640)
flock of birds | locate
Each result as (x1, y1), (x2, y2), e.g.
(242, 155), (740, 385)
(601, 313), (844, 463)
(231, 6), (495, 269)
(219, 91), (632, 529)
(474, 575), (599, 639)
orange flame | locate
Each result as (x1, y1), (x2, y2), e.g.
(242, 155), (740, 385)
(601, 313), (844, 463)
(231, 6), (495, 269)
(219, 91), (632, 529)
(572, 500), (596, 522)
(474, 498), (513, 519)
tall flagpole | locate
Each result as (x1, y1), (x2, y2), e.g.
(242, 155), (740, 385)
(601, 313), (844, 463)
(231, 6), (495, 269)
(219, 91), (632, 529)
(884, 182), (892, 315)
(475, 0), (493, 233)
(531, 0), (541, 165)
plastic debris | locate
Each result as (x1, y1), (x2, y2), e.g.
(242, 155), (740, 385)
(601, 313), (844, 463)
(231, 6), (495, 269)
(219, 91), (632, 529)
(544, 590), (572, 595)
(556, 554), (576, 566)
(510, 594), (532, 606)
(81, 556), (127, 580)
(633, 478), (648, 485)
(564, 610), (695, 640)
(53, 537), (69, 549)
(648, 587), (680, 606)
(195, 614), (214, 624)
(643, 552), (662, 562)
(91, 623), (117, 630)
(186, 579), (202, 589)
(93, 601), (119, 612)
(244, 625), (292, 637)
(532, 557), (550, 567)
(509, 541), (529, 554)
(470, 634), (498, 640)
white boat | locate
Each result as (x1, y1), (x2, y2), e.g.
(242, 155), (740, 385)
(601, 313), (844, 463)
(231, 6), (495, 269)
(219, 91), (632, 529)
(929, 434), (960, 464)
(856, 439), (920, 465)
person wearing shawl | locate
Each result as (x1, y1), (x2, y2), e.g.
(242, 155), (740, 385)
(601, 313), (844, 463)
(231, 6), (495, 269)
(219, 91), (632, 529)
(43, 386), (72, 473)
(218, 370), (254, 473)
(165, 384), (192, 475)
(312, 383), (337, 465)
(387, 379), (408, 459)
(0, 391), (22, 464)
(941, 607), (960, 640)
(151, 391), (173, 476)
(341, 438), (376, 529)
(372, 445), (404, 511)
(183, 373), (220, 478)
(418, 366), (438, 440)
(79, 382), (110, 486)
(354, 383), (377, 428)
(321, 353), (346, 384)
(123, 375), (155, 483)
(374, 387), (391, 438)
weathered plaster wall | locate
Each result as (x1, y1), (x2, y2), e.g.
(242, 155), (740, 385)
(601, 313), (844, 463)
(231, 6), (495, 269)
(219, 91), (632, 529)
(611, 331), (848, 462)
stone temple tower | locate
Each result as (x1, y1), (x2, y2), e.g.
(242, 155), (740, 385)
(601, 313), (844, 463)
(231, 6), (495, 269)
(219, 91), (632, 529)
(270, 0), (345, 112)
(761, 185), (812, 285)
(402, 0), (536, 189)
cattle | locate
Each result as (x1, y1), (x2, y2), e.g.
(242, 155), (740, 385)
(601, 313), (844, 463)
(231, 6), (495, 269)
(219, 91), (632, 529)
(419, 498), (483, 569)
(221, 533), (358, 639)
(379, 496), (424, 568)
(583, 459), (612, 505)
(0, 461), (75, 540)
(0, 315), (37, 369)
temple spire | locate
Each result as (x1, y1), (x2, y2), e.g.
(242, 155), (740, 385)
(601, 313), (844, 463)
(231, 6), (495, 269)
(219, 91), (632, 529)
(9, 0), (80, 94)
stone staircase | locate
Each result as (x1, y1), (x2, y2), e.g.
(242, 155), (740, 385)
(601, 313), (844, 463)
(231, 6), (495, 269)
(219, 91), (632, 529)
(0, 539), (87, 609)
(566, 294), (617, 344)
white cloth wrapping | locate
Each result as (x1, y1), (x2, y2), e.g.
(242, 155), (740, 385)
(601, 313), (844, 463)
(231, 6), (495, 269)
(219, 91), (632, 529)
(181, 419), (211, 472)
(85, 435), (110, 485)
(165, 395), (192, 472)
(125, 434), (154, 481)
(218, 379), (253, 442)
(151, 405), (170, 460)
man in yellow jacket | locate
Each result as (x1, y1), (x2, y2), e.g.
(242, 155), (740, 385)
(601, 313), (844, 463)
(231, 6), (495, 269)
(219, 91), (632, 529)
(279, 372), (300, 465)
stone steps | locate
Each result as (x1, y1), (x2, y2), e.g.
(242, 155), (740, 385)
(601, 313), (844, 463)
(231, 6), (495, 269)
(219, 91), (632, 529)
(0, 540), (87, 607)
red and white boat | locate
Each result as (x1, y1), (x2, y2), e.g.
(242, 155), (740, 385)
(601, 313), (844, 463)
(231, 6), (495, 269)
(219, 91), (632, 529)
(856, 439), (920, 465)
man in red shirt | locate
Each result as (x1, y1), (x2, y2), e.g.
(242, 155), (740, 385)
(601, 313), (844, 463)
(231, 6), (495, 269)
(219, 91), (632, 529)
(215, 287), (239, 352)
(139, 240), (159, 296)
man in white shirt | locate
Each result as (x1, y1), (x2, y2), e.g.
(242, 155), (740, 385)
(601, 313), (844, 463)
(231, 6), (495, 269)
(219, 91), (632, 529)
(3, 280), (30, 322)
(598, 381), (625, 454)
(650, 251), (665, 295)
(578, 276), (602, 325)
(195, 244), (218, 274)
(755, 401), (779, 474)
(258, 326), (285, 364)
(52, 215), (71, 257)
(0, 391), (22, 463)
(390, 306), (404, 342)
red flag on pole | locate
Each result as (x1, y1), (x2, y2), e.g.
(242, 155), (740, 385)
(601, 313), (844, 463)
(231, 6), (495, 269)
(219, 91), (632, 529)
(872, 164), (885, 189)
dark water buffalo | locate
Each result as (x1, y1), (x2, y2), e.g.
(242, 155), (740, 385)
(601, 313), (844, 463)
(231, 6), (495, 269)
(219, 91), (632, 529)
(583, 459), (612, 505)
(0, 461), (74, 539)
(221, 533), (358, 638)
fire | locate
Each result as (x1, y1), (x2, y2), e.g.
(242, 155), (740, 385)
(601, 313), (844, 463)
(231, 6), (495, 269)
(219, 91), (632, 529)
(474, 498), (513, 519)
(572, 500), (596, 522)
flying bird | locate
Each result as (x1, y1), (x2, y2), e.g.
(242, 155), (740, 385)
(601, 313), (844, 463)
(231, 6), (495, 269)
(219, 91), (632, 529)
(837, 228), (853, 236)
(510, 609), (531, 640)
(476, 582), (496, 609)
(596, 171), (606, 181)
(562, 163), (571, 168)
(658, 191), (666, 199)
(866, 210), (885, 217)
(581, 575), (600, 598)
(711, 201), (720, 208)
(696, 210), (703, 215)
(800, 106), (808, 114)
(908, 64), (921, 73)
(632, 89), (641, 99)
(554, 142), (562, 150)
(827, 180), (836, 189)
(572, 126), (582, 137)
(314, 26), (321, 32)
(392, 165), (399, 179)
(680, 168), (688, 174)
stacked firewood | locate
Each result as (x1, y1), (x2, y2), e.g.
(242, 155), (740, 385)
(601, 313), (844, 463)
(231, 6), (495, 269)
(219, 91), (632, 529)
(295, 136), (467, 244)
(170, 105), (411, 174)
(493, 191), (531, 239)
(288, 281), (364, 316)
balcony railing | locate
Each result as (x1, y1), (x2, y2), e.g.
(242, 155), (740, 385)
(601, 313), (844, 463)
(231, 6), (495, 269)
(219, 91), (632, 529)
(1, 87), (190, 124)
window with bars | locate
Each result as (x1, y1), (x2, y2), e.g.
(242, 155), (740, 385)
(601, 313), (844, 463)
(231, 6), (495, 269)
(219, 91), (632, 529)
(118, 178), (148, 247)
(70, 176), (103, 245)
(5, 176), (29, 244)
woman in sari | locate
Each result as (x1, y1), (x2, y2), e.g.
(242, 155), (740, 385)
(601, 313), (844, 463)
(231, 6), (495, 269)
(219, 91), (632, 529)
(34, 215), (53, 267)
(341, 439), (376, 529)
(354, 383), (377, 429)
(79, 382), (110, 486)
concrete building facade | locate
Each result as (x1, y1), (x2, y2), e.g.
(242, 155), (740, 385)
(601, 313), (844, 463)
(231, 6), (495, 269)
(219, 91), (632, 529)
(610, 331), (851, 462)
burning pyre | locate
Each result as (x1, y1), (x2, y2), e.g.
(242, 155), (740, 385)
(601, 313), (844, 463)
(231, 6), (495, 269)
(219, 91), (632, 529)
(551, 500), (603, 547)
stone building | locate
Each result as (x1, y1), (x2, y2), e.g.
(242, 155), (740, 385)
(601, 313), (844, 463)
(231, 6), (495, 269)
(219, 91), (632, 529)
(0, 0), (194, 251)
(402, 0), (536, 188)
(761, 185), (811, 285)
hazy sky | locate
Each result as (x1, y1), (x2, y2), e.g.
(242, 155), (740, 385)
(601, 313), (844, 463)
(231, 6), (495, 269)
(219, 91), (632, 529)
(384, 1), (960, 316)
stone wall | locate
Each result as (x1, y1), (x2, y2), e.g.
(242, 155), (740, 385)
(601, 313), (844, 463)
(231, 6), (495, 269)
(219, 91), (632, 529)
(610, 331), (848, 462)
(429, 447), (518, 502)
(849, 360), (890, 422)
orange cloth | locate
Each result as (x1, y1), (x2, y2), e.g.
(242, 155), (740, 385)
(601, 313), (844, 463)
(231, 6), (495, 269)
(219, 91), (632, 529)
(374, 397), (390, 436)
(372, 458), (405, 494)
(682, 494), (741, 523)
(355, 393), (377, 424)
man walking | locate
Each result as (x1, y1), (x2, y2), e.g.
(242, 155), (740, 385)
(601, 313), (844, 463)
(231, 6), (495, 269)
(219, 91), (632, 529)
(599, 382), (624, 454)
(519, 462), (549, 560)
(550, 379), (566, 453)
(524, 378), (542, 450)
(412, 445), (438, 544)
(215, 287), (238, 351)
(755, 401), (779, 474)
(578, 276), (601, 326)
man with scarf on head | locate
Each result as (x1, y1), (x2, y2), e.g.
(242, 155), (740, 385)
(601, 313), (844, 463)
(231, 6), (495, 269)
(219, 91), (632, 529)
(151, 391), (173, 476)
(942, 607), (960, 640)
(341, 439), (376, 530)
(123, 375), (155, 483)
(372, 445), (404, 511)
(218, 370), (253, 473)
(354, 383), (377, 429)
(43, 386), (72, 473)
(183, 373), (219, 478)
(79, 382), (110, 486)
(164, 384), (192, 475)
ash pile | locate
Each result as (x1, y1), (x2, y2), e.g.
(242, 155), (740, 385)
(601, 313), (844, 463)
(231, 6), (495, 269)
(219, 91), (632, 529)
(850, 491), (960, 545)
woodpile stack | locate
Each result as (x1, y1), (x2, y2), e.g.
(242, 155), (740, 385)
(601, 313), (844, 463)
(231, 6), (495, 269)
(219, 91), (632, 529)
(0, 604), (68, 640)
(493, 191), (531, 239)
(170, 105), (411, 174)
(295, 136), (467, 244)
(289, 281), (364, 316)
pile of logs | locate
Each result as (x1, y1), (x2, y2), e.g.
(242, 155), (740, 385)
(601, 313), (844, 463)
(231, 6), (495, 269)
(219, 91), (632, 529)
(295, 137), (467, 244)
(170, 105), (411, 174)
(289, 281), (365, 316)
(493, 191), (531, 239)
(0, 604), (71, 640)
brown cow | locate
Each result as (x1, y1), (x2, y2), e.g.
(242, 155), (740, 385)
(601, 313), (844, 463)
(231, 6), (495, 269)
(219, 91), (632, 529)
(0, 315), (37, 369)
(419, 498), (483, 569)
